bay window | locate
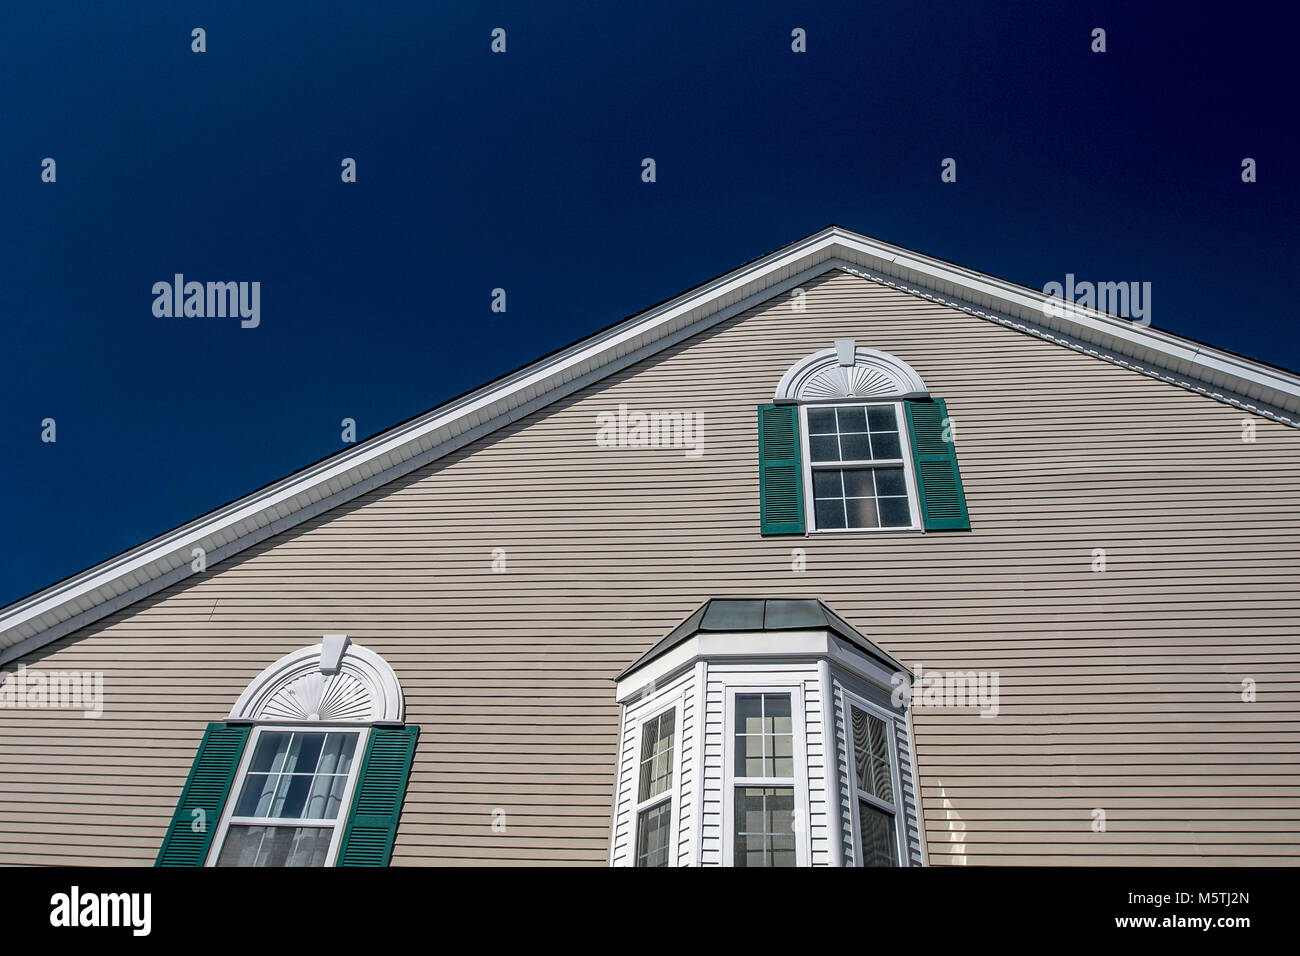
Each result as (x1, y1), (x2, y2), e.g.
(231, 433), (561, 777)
(634, 705), (678, 867)
(847, 699), (902, 867)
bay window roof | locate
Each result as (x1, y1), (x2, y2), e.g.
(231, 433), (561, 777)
(617, 597), (909, 683)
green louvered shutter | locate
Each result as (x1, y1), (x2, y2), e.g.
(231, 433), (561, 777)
(337, 724), (420, 866)
(757, 404), (805, 535)
(155, 721), (250, 867)
(905, 397), (970, 531)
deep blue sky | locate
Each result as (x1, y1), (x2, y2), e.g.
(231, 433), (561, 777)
(1, 1), (1295, 606)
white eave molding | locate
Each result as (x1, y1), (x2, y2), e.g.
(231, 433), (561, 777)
(4, 225), (1299, 666)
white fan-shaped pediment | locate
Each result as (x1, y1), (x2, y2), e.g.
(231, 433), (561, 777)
(228, 639), (403, 723)
(775, 344), (928, 402)
(261, 671), (374, 722)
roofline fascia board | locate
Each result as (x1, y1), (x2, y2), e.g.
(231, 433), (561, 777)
(823, 230), (1300, 418)
(5, 224), (1300, 662)
(822, 247), (1300, 424)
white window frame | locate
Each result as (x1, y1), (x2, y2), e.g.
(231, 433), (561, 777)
(799, 400), (922, 534)
(842, 692), (908, 867)
(722, 684), (811, 867)
(206, 723), (370, 867)
(631, 699), (684, 867)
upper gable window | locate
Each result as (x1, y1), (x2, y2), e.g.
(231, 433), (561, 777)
(803, 402), (920, 532)
(758, 340), (970, 536)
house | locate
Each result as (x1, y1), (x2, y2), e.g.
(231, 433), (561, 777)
(2, 225), (1298, 867)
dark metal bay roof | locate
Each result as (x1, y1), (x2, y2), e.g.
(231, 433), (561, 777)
(616, 598), (909, 682)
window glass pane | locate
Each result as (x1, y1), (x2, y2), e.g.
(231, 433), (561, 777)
(284, 733), (325, 774)
(869, 431), (901, 460)
(734, 787), (796, 867)
(637, 710), (676, 802)
(736, 695), (764, 734)
(867, 406), (897, 432)
(635, 800), (672, 867)
(835, 406), (867, 433)
(316, 733), (357, 776)
(812, 469), (843, 499)
(807, 407), (838, 434)
(839, 432), (872, 461)
(216, 825), (333, 867)
(814, 498), (846, 529)
(845, 497), (880, 529)
(858, 800), (899, 867)
(809, 434), (840, 462)
(851, 707), (895, 804)
(874, 467), (907, 497)
(878, 497), (911, 528)
(248, 732), (292, 774)
(841, 468), (873, 498)
(234, 773), (277, 817)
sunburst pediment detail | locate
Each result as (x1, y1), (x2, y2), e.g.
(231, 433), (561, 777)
(228, 637), (404, 723)
(261, 671), (374, 722)
(774, 342), (928, 402)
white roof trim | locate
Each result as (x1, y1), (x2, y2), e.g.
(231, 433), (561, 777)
(4, 225), (1299, 665)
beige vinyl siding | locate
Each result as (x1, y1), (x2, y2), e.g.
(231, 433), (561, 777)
(2, 268), (1299, 865)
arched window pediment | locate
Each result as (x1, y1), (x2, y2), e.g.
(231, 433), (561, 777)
(774, 339), (929, 403)
(228, 635), (404, 723)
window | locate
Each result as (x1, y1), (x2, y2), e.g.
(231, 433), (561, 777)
(634, 707), (677, 867)
(803, 402), (919, 532)
(847, 702), (902, 867)
(731, 692), (798, 866)
(211, 726), (365, 867)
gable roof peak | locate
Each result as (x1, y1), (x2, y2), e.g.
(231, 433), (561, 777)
(4, 225), (1299, 665)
